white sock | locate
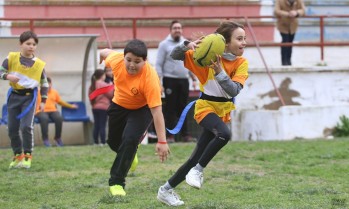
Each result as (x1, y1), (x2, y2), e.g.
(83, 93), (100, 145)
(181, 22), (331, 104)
(194, 163), (204, 172)
(163, 181), (173, 190)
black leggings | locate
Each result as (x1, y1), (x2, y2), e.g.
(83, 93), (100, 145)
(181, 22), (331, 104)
(168, 113), (231, 188)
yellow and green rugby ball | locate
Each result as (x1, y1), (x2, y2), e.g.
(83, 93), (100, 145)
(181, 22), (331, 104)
(193, 33), (226, 67)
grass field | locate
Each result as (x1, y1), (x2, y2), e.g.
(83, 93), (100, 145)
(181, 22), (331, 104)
(0, 138), (348, 209)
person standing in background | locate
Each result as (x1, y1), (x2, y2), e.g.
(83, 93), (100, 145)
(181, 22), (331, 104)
(104, 66), (114, 84)
(89, 69), (113, 146)
(274, 0), (306, 66)
(156, 20), (197, 143)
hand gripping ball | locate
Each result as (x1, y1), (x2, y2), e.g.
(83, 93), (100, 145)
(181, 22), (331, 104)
(193, 33), (226, 67)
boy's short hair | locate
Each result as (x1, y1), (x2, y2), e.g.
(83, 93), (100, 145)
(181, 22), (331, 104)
(19, 31), (38, 44)
(124, 39), (147, 60)
(47, 77), (52, 83)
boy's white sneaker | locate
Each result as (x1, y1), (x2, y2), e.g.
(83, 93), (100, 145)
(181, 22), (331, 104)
(157, 186), (184, 206)
(185, 167), (203, 189)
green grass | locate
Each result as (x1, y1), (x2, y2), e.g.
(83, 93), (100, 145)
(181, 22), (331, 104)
(1, 138), (349, 209)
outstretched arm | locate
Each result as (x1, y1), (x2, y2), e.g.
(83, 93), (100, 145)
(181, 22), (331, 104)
(150, 105), (170, 162)
(170, 38), (203, 61)
(170, 42), (189, 61)
(99, 48), (115, 64)
(58, 100), (78, 109)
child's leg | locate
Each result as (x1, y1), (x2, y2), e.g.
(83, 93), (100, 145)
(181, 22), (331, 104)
(20, 99), (36, 154)
(36, 112), (50, 139)
(99, 110), (108, 144)
(168, 128), (214, 188)
(108, 105), (152, 188)
(197, 113), (231, 168)
(92, 109), (107, 144)
(7, 95), (23, 154)
(107, 103), (129, 152)
(182, 113), (230, 189)
(49, 111), (63, 139)
(92, 109), (101, 144)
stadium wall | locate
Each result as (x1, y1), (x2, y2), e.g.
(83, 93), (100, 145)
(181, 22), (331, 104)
(230, 66), (349, 141)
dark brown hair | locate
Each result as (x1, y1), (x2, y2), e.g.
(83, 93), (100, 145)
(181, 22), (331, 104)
(170, 20), (181, 30)
(89, 69), (105, 93)
(88, 69), (106, 105)
(124, 39), (147, 60)
(215, 21), (244, 44)
(19, 31), (38, 44)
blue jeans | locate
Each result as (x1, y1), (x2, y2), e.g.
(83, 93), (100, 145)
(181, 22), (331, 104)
(92, 109), (108, 144)
(280, 32), (295, 66)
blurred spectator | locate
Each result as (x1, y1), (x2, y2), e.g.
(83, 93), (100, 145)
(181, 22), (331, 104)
(35, 77), (77, 147)
(104, 66), (114, 84)
(274, 0), (306, 66)
(156, 20), (197, 143)
(89, 69), (113, 146)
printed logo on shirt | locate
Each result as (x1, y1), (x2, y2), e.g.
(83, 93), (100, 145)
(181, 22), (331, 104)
(131, 87), (139, 95)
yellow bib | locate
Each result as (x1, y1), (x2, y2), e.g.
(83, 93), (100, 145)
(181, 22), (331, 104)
(195, 67), (235, 123)
(7, 52), (45, 90)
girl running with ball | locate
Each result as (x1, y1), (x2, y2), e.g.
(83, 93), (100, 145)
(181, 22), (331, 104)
(157, 21), (249, 206)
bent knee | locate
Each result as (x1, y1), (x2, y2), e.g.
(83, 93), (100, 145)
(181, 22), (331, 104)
(217, 129), (231, 143)
(107, 140), (119, 152)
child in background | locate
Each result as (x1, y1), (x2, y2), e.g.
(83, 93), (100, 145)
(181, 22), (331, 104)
(104, 66), (114, 84)
(89, 69), (113, 145)
(35, 77), (77, 147)
(0, 31), (49, 169)
(99, 39), (170, 196)
(157, 21), (249, 206)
